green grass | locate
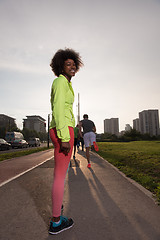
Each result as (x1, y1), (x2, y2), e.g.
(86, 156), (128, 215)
(97, 141), (160, 203)
(0, 146), (53, 162)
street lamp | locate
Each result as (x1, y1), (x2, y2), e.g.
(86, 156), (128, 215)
(47, 113), (50, 148)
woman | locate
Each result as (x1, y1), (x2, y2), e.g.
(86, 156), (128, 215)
(49, 48), (83, 234)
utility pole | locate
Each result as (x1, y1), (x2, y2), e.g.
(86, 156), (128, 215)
(77, 93), (80, 123)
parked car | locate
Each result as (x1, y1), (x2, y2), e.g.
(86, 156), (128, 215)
(28, 138), (41, 147)
(11, 139), (29, 148)
(5, 131), (24, 144)
(0, 138), (12, 150)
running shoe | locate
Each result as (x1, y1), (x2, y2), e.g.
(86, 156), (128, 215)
(93, 141), (99, 151)
(49, 216), (74, 235)
(87, 163), (91, 168)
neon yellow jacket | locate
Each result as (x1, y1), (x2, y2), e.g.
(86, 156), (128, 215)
(50, 74), (75, 142)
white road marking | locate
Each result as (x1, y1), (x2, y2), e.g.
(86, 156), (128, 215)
(0, 157), (53, 187)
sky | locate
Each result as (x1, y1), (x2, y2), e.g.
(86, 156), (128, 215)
(0, 0), (160, 133)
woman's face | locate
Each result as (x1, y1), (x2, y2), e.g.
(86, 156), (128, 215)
(63, 59), (77, 81)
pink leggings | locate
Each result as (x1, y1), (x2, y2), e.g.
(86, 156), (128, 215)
(49, 127), (74, 217)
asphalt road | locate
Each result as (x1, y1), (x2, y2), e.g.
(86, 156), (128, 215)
(0, 149), (160, 240)
(0, 149), (54, 186)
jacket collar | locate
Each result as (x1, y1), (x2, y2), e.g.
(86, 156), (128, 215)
(59, 74), (74, 96)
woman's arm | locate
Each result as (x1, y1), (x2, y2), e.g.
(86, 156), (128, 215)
(51, 78), (71, 153)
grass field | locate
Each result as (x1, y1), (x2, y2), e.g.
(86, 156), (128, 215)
(97, 141), (160, 203)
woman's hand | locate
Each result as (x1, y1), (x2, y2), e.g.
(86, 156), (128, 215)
(61, 142), (71, 155)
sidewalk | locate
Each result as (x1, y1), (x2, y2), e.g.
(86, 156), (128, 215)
(0, 149), (160, 240)
(62, 150), (160, 240)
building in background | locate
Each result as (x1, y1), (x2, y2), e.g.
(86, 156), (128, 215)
(23, 115), (46, 133)
(133, 118), (140, 132)
(125, 124), (132, 132)
(0, 114), (17, 130)
(104, 118), (119, 136)
(139, 109), (159, 136)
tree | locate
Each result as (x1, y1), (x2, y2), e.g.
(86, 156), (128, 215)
(21, 128), (47, 142)
(0, 126), (21, 139)
(99, 132), (118, 142)
(123, 128), (142, 141)
(0, 127), (6, 139)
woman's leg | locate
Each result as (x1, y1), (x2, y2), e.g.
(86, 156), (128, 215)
(85, 147), (90, 163)
(50, 127), (74, 218)
(73, 138), (77, 159)
(83, 132), (90, 164)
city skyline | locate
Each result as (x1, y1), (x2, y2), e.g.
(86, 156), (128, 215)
(104, 109), (159, 135)
(0, 0), (160, 133)
(1, 108), (159, 136)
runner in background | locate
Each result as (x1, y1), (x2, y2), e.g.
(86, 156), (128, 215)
(73, 124), (80, 160)
(80, 114), (99, 168)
